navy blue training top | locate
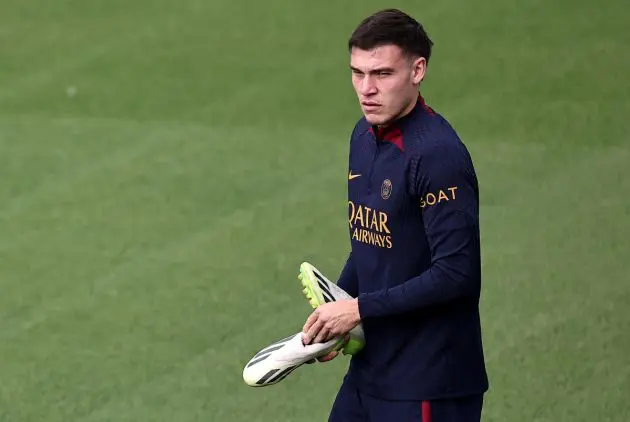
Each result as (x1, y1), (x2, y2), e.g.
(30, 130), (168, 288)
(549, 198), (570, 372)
(337, 95), (489, 401)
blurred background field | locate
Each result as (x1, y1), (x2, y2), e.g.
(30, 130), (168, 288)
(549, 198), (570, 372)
(0, 0), (629, 420)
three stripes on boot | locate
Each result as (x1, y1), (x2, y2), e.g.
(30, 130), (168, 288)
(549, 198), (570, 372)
(250, 269), (336, 385)
(255, 365), (299, 385)
(246, 335), (301, 385)
(312, 269), (334, 303)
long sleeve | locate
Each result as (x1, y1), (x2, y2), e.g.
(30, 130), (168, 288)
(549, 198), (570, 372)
(337, 253), (359, 298)
(358, 141), (481, 318)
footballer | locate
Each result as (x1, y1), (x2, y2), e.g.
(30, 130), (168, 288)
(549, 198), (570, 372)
(301, 8), (489, 422)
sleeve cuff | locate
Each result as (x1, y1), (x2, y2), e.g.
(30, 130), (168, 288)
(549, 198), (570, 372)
(358, 291), (386, 319)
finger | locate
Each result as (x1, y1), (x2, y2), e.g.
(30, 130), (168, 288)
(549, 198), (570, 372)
(302, 311), (319, 333)
(317, 351), (338, 362)
(313, 327), (330, 344)
(303, 319), (323, 344)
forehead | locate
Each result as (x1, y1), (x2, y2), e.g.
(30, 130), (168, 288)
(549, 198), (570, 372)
(350, 45), (407, 70)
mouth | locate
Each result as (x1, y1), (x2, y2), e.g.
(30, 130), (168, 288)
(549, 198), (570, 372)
(361, 101), (381, 111)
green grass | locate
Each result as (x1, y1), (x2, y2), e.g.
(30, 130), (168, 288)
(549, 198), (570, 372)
(0, 0), (629, 420)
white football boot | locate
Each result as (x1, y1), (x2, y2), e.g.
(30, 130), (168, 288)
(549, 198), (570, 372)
(298, 262), (365, 355)
(243, 332), (344, 387)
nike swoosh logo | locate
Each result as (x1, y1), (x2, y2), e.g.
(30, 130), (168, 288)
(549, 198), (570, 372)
(348, 171), (361, 180)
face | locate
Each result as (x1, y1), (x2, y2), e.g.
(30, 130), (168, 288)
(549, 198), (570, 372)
(350, 45), (426, 126)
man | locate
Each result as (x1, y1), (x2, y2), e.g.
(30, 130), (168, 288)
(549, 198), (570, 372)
(300, 8), (489, 422)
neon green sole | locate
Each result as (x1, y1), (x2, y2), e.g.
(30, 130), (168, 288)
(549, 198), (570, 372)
(298, 268), (325, 309)
(342, 337), (364, 356)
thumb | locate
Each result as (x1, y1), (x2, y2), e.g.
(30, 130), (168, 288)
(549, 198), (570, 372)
(316, 351), (338, 362)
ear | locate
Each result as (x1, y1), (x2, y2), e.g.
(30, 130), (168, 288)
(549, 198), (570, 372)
(411, 57), (427, 85)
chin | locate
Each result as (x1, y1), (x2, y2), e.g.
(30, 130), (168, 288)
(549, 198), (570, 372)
(363, 112), (391, 126)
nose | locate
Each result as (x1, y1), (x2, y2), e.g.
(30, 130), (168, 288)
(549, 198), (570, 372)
(358, 76), (377, 96)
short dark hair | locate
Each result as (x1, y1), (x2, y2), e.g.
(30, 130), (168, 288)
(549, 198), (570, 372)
(348, 9), (433, 63)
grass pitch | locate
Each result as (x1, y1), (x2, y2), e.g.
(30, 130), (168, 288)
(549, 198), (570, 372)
(0, 0), (629, 420)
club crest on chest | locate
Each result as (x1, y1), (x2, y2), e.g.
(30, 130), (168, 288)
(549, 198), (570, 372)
(381, 179), (392, 200)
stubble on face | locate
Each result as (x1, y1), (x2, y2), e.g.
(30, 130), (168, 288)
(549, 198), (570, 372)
(350, 45), (425, 126)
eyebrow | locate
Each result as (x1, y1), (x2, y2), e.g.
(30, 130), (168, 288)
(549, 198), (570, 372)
(350, 66), (395, 74)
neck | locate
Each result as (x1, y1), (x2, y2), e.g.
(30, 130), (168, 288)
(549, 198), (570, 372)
(398, 94), (420, 120)
(377, 93), (420, 129)
(378, 94), (419, 129)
